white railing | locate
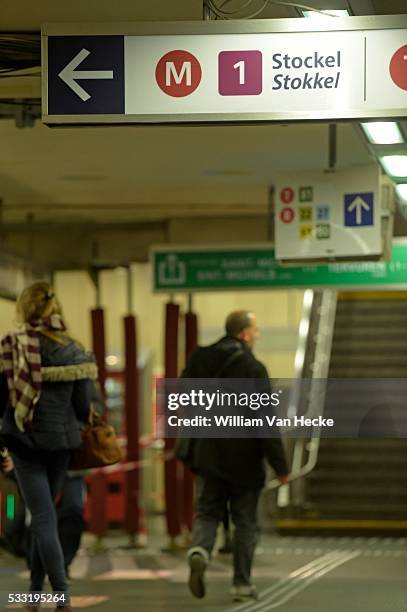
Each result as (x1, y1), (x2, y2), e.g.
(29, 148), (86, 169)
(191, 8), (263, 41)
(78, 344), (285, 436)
(266, 289), (337, 501)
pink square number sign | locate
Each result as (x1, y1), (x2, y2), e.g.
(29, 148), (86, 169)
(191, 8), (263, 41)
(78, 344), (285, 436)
(218, 50), (263, 96)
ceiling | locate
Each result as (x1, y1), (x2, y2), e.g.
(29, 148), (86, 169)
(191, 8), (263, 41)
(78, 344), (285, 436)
(0, 121), (373, 223)
(1, 0), (407, 31)
(0, 0), (405, 269)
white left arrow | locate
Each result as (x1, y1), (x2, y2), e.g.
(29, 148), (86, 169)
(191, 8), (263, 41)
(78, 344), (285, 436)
(348, 195), (370, 225)
(58, 48), (114, 102)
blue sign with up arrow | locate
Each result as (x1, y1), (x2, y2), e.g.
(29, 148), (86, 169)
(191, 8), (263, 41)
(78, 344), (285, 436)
(344, 192), (374, 227)
(48, 36), (125, 115)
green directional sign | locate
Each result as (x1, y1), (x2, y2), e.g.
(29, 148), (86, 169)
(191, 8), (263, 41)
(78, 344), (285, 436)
(151, 243), (407, 292)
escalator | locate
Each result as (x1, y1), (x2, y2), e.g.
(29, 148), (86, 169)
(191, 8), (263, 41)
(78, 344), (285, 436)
(276, 291), (407, 534)
(330, 293), (407, 378)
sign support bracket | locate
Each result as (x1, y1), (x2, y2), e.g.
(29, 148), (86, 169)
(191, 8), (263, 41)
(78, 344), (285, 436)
(327, 123), (337, 173)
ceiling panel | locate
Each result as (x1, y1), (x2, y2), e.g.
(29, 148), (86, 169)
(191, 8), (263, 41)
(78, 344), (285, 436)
(0, 119), (372, 223)
(3, 0), (406, 34)
(0, 0), (204, 32)
(371, 0), (407, 15)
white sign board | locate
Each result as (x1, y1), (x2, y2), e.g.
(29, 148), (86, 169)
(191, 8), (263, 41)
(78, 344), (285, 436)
(42, 16), (407, 124)
(274, 165), (381, 260)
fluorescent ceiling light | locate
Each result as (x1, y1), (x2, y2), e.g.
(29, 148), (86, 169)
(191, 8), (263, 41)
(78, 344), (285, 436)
(396, 184), (407, 203)
(361, 122), (404, 145)
(380, 155), (407, 178)
(302, 9), (350, 18)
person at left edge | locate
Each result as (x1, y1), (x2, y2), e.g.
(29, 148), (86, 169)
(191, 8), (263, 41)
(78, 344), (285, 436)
(0, 282), (97, 612)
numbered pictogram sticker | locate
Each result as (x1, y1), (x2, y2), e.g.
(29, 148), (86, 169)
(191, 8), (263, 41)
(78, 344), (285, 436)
(299, 186), (313, 203)
(299, 224), (313, 240)
(218, 51), (262, 96)
(280, 187), (295, 204)
(316, 224), (331, 240)
(155, 50), (202, 97)
(390, 45), (407, 91)
(299, 207), (313, 222)
(280, 207), (295, 224)
(316, 206), (330, 221)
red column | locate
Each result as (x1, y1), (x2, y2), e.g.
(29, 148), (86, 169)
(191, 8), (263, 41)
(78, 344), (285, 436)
(183, 311), (198, 532)
(89, 307), (108, 536)
(123, 314), (140, 536)
(185, 311), (198, 356)
(164, 302), (182, 540)
(91, 308), (106, 402)
(87, 472), (107, 537)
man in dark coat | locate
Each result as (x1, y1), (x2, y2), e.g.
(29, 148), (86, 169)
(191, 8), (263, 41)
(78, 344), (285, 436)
(182, 310), (289, 603)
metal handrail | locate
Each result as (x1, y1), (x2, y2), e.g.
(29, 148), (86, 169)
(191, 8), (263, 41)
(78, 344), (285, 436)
(265, 439), (321, 491)
(266, 289), (337, 499)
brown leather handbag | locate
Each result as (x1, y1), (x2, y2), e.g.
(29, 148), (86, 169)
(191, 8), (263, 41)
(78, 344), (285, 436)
(70, 410), (123, 470)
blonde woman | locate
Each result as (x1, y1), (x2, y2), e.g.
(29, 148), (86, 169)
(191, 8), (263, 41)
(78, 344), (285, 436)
(0, 282), (97, 611)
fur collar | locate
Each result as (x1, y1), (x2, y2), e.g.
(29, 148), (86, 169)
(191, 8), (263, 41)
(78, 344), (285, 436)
(41, 362), (98, 382)
(0, 359), (98, 382)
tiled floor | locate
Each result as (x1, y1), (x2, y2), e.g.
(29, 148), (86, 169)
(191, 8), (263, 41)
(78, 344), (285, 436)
(1, 534), (406, 611)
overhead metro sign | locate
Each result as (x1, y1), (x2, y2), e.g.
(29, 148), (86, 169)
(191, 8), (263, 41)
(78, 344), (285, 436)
(151, 242), (407, 292)
(42, 16), (407, 125)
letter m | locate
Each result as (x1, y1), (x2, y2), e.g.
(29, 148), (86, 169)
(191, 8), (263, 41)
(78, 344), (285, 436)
(166, 61), (192, 86)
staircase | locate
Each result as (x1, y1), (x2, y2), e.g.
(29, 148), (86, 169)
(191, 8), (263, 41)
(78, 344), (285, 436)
(305, 439), (407, 525)
(329, 293), (407, 378)
(277, 292), (407, 534)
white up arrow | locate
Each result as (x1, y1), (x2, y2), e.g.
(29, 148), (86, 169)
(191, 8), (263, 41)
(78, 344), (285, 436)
(58, 48), (114, 102)
(348, 195), (370, 225)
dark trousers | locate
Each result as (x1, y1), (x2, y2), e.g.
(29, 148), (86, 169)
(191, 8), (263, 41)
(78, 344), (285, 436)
(57, 475), (86, 568)
(11, 450), (70, 598)
(191, 474), (260, 586)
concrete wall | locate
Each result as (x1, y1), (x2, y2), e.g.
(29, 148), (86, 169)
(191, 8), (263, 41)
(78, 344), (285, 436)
(54, 265), (303, 378)
(0, 264), (304, 378)
(0, 298), (18, 336)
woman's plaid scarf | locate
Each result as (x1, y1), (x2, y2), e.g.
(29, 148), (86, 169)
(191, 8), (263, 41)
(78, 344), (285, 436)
(0, 314), (66, 432)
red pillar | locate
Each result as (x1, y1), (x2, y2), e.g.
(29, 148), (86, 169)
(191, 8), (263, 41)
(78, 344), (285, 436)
(89, 307), (108, 537)
(88, 472), (107, 537)
(123, 314), (140, 536)
(164, 302), (182, 540)
(185, 311), (198, 356)
(91, 308), (106, 402)
(183, 311), (198, 532)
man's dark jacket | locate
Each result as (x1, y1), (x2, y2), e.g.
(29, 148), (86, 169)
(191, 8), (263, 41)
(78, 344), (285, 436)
(181, 335), (288, 489)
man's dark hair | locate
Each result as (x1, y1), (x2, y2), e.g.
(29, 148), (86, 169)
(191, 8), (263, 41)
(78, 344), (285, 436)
(225, 310), (253, 337)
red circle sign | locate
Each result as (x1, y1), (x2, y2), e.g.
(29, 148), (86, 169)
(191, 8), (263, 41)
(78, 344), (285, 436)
(280, 187), (295, 204)
(390, 45), (407, 91)
(280, 207), (295, 224)
(155, 50), (202, 97)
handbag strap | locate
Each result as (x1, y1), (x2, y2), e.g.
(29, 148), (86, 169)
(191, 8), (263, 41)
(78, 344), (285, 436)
(88, 406), (102, 426)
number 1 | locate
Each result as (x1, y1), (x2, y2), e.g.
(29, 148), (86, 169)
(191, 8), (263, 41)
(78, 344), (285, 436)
(233, 60), (245, 85)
